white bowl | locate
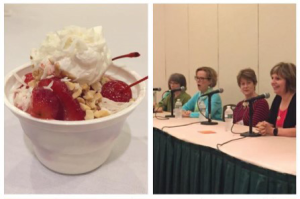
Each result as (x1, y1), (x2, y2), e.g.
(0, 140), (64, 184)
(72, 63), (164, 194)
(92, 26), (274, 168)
(4, 63), (146, 174)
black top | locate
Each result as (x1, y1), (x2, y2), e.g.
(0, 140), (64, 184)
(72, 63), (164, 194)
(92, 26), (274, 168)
(267, 93), (296, 128)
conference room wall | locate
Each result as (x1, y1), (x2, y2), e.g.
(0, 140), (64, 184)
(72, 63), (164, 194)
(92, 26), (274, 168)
(153, 4), (296, 106)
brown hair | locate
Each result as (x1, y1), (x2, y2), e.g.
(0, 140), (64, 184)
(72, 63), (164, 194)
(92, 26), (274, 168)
(168, 73), (187, 90)
(270, 62), (296, 93)
(195, 66), (218, 88)
(237, 68), (257, 87)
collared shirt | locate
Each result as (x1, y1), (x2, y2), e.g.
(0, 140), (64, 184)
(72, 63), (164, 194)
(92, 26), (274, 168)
(158, 91), (191, 112)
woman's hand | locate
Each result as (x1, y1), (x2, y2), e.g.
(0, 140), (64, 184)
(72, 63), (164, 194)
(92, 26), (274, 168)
(256, 121), (273, 135)
(182, 110), (191, 117)
(155, 107), (163, 113)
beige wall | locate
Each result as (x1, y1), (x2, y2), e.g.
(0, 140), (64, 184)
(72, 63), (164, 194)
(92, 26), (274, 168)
(153, 4), (296, 106)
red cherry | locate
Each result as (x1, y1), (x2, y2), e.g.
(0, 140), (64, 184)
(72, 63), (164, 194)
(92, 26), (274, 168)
(101, 80), (132, 102)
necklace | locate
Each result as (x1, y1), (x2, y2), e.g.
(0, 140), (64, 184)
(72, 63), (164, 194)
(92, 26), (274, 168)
(242, 101), (249, 109)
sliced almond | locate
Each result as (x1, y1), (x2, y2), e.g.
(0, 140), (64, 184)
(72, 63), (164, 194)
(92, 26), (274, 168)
(65, 82), (75, 91)
(80, 103), (91, 111)
(28, 80), (36, 88)
(72, 86), (82, 99)
(77, 97), (85, 104)
(86, 100), (96, 109)
(91, 82), (101, 92)
(94, 110), (110, 118)
(83, 90), (96, 100)
(84, 110), (94, 120)
(100, 76), (112, 85)
(32, 68), (43, 81)
(94, 92), (102, 102)
(80, 83), (90, 92)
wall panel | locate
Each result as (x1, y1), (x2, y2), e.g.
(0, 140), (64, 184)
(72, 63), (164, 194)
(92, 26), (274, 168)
(188, 4), (218, 95)
(165, 5), (189, 92)
(259, 4), (296, 103)
(218, 4), (258, 105)
(153, 5), (166, 102)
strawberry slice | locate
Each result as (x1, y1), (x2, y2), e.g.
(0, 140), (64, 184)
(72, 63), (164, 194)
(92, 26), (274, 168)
(27, 87), (64, 120)
(38, 78), (85, 121)
(101, 80), (132, 102)
(24, 73), (34, 84)
(18, 73), (34, 89)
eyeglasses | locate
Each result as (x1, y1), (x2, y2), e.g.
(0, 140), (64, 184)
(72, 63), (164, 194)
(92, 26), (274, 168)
(194, 76), (210, 81)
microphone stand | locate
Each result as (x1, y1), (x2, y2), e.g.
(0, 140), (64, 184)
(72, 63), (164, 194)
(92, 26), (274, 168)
(240, 101), (261, 137)
(165, 91), (175, 118)
(153, 91), (157, 113)
(201, 94), (218, 125)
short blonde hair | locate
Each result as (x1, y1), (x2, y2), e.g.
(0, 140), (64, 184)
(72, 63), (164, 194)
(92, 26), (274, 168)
(270, 62), (296, 93)
(196, 66), (218, 88)
(237, 68), (257, 87)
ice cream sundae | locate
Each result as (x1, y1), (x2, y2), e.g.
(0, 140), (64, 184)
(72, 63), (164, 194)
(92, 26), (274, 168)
(12, 26), (140, 121)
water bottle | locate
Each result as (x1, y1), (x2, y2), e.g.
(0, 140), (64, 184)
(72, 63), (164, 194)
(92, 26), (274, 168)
(198, 100), (206, 121)
(224, 106), (233, 131)
(174, 99), (182, 119)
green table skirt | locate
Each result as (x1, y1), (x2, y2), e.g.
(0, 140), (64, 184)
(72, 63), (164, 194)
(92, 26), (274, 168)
(153, 128), (296, 194)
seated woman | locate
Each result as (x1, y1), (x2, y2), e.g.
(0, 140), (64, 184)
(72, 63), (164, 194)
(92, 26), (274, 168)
(155, 73), (191, 112)
(257, 62), (296, 137)
(182, 66), (222, 120)
(233, 68), (269, 126)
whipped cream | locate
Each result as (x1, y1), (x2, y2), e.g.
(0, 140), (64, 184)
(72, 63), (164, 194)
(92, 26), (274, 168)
(12, 73), (32, 112)
(30, 26), (112, 85)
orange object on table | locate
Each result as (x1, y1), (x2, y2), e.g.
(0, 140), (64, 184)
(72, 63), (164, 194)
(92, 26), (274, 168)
(198, 130), (216, 134)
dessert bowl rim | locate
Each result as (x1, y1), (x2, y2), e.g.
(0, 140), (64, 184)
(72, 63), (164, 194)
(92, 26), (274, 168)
(4, 63), (146, 126)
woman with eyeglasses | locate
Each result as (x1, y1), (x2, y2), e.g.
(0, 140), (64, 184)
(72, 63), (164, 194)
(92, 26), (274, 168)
(256, 62), (296, 137)
(233, 68), (269, 126)
(182, 67), (222, 120)
(154, 73), (191, 112)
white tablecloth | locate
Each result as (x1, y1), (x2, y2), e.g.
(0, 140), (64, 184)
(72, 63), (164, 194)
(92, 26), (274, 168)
(4, 4), (148, 194)
(154, 113), (296, 176)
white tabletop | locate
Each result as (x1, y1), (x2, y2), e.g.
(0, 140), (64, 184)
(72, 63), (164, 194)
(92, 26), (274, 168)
(153, 113), (296, 176)
(4, 4), (148, 194)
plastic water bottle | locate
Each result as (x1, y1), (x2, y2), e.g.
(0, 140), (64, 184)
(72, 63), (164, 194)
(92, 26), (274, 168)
(198, 101), (206, 121)
(174, 99), (182, 119)
(224, 106), (233, 131)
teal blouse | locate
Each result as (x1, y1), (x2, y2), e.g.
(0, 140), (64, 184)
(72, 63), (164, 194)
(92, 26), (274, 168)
(182, 88), (222, 120)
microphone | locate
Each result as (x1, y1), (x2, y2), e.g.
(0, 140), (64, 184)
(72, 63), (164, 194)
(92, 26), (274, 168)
(245, 93), (270, 102)
(201, 88), (224, 97)
(240, 92), (270, 137)
(153, 88), (161, 91)
(169, 86), (185, 92)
